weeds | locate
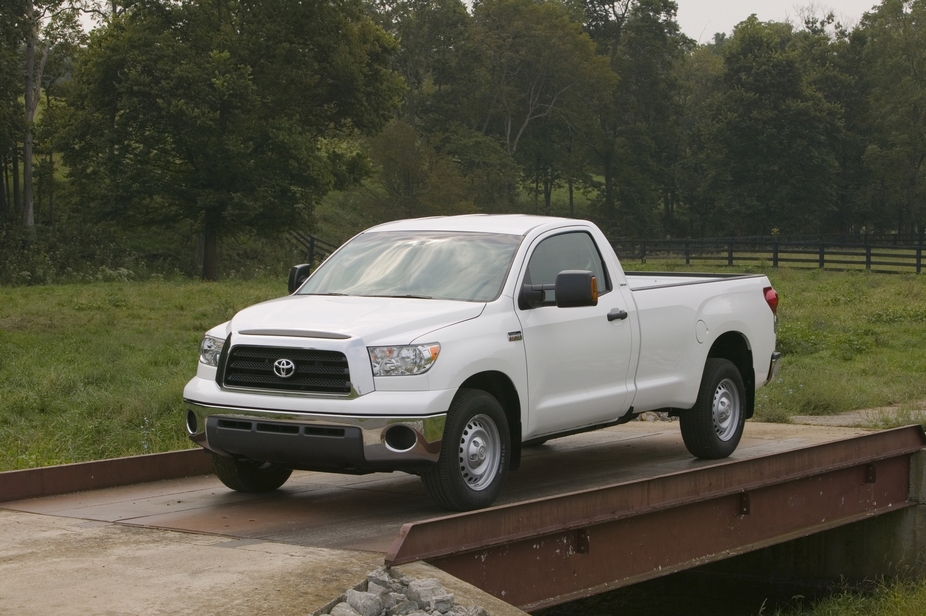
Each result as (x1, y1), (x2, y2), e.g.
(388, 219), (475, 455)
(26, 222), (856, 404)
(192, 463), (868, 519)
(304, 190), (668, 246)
(775, 578), (926, 616)
(860, 406), (926, 431)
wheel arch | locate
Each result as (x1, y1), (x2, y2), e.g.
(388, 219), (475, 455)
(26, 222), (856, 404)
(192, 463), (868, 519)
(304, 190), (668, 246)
(707, 331), (755, 419)
(458, 371), (523, 471)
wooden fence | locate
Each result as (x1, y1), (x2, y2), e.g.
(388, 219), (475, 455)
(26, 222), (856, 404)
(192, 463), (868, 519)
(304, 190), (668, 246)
(612, 234), (925, 274)
(284, 230), (340, 265)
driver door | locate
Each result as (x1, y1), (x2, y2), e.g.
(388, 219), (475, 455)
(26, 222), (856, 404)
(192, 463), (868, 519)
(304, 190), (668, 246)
(516, 231), (634, 437)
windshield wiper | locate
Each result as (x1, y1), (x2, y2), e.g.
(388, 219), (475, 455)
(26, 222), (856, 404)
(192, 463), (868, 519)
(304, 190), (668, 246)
(367, 294), (434, 300)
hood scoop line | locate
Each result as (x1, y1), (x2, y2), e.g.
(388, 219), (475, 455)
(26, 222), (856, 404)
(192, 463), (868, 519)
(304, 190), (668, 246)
(237, 329), (351, 340)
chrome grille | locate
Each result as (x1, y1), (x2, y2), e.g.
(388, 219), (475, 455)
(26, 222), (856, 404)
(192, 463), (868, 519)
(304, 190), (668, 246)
(222, 346), (351, 394)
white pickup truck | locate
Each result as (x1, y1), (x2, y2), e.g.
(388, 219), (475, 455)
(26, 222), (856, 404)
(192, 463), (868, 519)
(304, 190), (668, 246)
(184, 215), (780, 510)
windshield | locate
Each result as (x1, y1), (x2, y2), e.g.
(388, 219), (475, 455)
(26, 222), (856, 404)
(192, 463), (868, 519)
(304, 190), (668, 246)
(298, 231), (523, 302)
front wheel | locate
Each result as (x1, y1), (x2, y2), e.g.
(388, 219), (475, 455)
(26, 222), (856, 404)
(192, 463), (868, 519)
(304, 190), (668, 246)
(421, 389), (510, 511)
(680, 358), (746, 459)
(211, 453), (293, 493)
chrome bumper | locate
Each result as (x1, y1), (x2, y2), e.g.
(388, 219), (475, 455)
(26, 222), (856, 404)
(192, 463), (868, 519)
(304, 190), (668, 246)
(185, 400), (446, 468)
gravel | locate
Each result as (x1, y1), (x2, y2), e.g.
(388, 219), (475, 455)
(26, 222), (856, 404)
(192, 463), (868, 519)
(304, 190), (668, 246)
(314, 567), (490, 616)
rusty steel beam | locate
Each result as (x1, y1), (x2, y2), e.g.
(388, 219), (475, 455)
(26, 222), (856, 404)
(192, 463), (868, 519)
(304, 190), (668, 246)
(0, 449), (212, 503)
(385, 426), (926, 610)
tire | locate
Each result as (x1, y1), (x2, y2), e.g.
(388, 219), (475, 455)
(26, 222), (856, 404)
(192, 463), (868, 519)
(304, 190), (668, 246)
(211, 453), (293, 493)
(421, 389), (510, 511)
(680, 358), (746, 459)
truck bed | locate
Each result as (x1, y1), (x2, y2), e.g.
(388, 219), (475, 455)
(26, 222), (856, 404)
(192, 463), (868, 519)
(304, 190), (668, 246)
(624, 271), (766, 291)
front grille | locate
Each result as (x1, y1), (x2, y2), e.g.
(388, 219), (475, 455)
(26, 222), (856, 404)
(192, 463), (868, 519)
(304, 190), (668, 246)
(221, 345), (352, 394)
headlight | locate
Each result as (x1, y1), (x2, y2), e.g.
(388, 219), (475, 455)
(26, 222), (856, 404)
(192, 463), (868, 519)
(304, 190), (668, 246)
(199, 335), (225, 367)
(369, 343), (440, 376)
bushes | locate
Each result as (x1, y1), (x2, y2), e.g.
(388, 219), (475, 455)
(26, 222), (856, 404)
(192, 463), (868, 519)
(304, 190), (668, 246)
(0, 222), (131, 285)
(0, 221), (303, 286)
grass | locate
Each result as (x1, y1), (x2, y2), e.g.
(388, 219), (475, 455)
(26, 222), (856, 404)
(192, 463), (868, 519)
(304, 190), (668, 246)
(0, 278), (283, 471)
(861, 406), (926, 430)
(1, 267), (925, 471)
(758, 268), (926, 420)
(774, 579), (926, 616)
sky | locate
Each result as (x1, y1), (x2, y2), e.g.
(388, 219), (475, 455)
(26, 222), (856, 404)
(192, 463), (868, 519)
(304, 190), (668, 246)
(77, 1), (883, 46)
(675, 0), (881, 43)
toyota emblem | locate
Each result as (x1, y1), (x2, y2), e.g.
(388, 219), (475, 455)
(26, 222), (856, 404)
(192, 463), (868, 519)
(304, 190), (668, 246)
(273, 358), (296, 378)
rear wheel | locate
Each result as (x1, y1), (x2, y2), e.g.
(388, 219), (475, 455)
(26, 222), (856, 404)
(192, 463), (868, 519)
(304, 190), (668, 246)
(211, 453), (293, 493)
(422, 389), (510, 511)
(680, 359), (746, 459)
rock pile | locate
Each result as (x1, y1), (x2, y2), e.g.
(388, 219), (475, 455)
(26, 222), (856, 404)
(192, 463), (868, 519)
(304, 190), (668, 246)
(638, 411), (675, 421)
(315, 567), (490, 616)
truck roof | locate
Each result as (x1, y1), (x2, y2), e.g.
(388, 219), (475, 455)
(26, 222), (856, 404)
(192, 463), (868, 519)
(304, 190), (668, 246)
(365, 214), (587, 236)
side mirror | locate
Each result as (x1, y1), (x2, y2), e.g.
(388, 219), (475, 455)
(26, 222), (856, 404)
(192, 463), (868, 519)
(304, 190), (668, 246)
(288, 264), (312, 294)
(519, 283), (554, 310)
(554, 270), (598, 308)
(519, 270), (598, 310)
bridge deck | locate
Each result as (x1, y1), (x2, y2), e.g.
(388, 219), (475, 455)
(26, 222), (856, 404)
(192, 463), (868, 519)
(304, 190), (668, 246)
(3, 421), (918, 614)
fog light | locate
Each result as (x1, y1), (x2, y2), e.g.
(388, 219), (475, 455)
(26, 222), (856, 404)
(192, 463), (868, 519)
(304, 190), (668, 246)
(384, 425), (417, 452)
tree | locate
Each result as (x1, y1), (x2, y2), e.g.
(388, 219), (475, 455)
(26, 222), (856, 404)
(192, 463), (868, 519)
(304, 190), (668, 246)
(20, 0), (87, 232)
(674, 39), (726, 236)
(436, 126), (522, 212)
(376, 0), (610, 219)
(584, 0), (688, 237)
(0, 0), (29, 222)
(465, 0), (613, 157)
(790, 10), (874, 234)
(374, 0), (471, 128)
(859, 0), (926, 235)
(700, 16), (841, 235)
(62, 0), (403, 279)
(440, 0), (614, 219)
(370, 120), (434, 217)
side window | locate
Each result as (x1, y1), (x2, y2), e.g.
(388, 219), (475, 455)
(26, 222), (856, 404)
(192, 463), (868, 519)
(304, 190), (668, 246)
(524, 232), (611, 299)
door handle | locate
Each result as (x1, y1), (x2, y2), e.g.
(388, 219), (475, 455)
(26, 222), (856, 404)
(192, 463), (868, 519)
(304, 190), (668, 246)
(608, 308), (628, 322)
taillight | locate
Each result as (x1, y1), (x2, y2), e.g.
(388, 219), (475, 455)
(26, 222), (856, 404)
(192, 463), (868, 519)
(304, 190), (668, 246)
(764, 287), (778, 315)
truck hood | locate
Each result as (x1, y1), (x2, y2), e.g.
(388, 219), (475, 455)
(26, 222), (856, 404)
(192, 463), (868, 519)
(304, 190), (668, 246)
(228, 295), (485, 345)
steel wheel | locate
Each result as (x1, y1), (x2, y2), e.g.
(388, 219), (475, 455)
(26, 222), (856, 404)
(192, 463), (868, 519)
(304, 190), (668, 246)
(458, 414), (502, 491)
(680, 358), (746, 459)
(421, 388), (510, 511)
(711, 378), (741, 442)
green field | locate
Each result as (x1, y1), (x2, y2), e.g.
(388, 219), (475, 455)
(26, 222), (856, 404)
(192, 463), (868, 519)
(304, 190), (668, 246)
(1, 268), (925, 472)
(757, 267), (926, 420)
(0, 279), (283, 471)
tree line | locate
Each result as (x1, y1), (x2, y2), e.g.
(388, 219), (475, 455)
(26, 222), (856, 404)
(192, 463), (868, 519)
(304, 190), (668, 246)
(1, 0), (924, 280)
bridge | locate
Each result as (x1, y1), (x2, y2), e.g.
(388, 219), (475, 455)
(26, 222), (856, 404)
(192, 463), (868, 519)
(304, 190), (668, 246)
(2, 421), (924, 613)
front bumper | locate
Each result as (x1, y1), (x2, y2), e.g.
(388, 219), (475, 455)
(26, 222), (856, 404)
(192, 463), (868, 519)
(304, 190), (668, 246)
(185, 400), (446, 474)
